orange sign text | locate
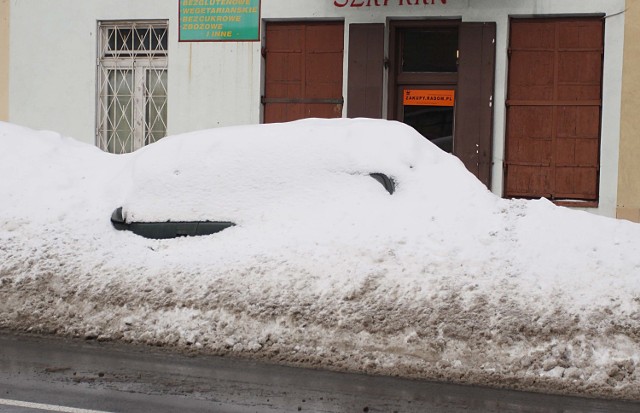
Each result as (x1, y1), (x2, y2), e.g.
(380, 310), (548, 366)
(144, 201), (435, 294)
(403, 89), (455, 106)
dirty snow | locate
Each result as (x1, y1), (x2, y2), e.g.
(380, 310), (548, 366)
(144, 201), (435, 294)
(0, 118), (639, 400)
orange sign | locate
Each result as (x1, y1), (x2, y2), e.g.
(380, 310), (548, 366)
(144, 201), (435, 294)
(403, 89), (455, 107)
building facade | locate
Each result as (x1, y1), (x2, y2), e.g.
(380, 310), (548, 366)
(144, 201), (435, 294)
(1, 0), (638, 221)
(618, 0), (640, 222)
(0, 0), (8, 121)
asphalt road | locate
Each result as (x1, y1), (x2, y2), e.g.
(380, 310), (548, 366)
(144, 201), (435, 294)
(1, 332), (639, 413)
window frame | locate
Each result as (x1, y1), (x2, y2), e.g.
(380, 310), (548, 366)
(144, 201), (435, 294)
(96, 20), (169, 154)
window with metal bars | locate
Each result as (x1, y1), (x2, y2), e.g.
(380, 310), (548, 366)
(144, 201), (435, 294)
(97, 21), (168, 154)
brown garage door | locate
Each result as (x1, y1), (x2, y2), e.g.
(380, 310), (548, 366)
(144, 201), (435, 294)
(263, 22), (344, 123)
(504, 18), (603, 203)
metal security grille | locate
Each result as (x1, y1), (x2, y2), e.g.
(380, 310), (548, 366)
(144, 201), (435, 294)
(97, 21), (168, 154)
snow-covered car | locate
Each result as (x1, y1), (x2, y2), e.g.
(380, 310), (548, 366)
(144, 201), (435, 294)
(104, 118), (421, 240)
(3, 118), (640, 402)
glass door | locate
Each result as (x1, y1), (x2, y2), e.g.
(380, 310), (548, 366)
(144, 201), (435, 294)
(388, 20), (496, 188)
(400, 87), (456, 153)
(389, 22), (459, 152)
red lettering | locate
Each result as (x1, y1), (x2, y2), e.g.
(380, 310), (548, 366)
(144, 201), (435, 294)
(335, 0), (444, 7)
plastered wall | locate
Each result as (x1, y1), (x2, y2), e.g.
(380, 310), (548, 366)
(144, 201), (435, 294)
(0, 0), (8, 121)
(617, 0), (640, 223)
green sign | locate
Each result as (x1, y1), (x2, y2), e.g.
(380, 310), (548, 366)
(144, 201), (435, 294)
(179, 0), (260, 42)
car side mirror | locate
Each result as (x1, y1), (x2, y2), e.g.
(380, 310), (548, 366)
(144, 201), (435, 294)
(369, 173), (395, 195)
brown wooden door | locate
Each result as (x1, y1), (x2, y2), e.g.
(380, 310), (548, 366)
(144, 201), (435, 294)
(454, 22), (496, 188)
(504, 18), (603, 203)
(263, 22), (344, 123)
(347, 23), (384, 118)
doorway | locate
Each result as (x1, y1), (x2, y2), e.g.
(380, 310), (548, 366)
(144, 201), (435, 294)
(388, 21), (496, 188)
(401, 88), (456, 153)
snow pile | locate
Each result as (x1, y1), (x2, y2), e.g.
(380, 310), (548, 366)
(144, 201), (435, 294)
(1, 119), (639, 400)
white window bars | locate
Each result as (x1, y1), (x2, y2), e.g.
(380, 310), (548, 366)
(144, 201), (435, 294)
(97, 21), (168, 154)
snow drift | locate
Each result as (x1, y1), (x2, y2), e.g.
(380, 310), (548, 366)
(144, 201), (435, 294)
(1, 118), (639, 400)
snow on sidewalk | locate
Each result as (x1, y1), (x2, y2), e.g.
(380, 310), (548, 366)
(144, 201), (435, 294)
(0, 118), (639, 400)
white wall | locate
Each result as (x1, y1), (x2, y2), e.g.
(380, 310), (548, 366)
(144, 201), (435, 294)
(9, 0), (262, 142)
(9, 0), (626, 217)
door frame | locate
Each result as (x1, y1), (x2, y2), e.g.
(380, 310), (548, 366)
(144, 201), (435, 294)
(387, 19), (461, 121)
(387, 20), (496, 189)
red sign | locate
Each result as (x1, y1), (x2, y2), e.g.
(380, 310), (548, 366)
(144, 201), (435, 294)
(403, 89), (455, 106)
(334, 0), (447, 7)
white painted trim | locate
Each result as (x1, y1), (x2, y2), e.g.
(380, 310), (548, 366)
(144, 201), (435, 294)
(0, 398), (114, 413)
